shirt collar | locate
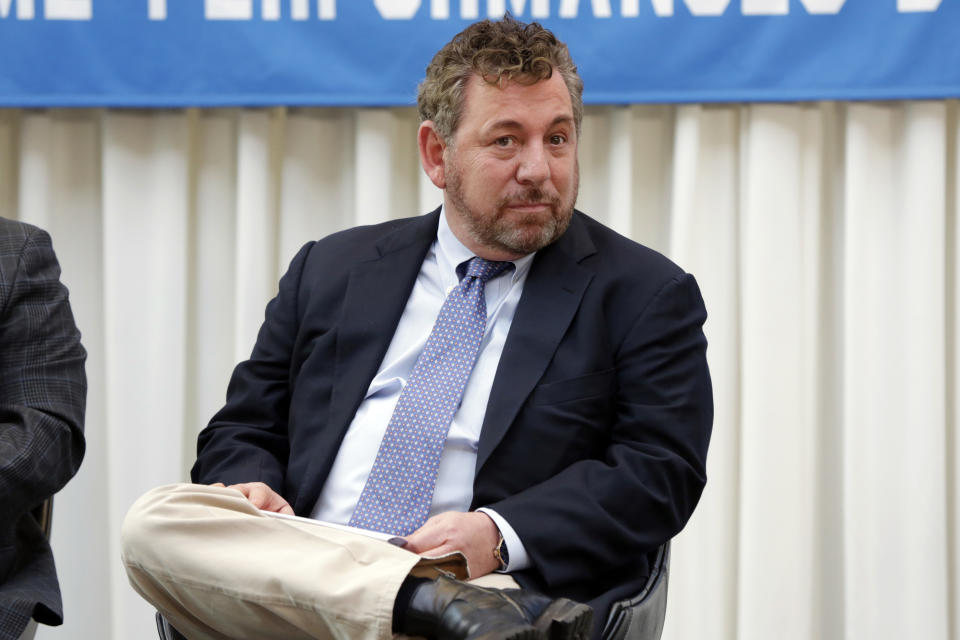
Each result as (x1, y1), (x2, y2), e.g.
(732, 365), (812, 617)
(437, 206), (536, 285)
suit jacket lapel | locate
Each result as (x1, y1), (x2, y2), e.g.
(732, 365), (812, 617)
(296, 210), (439, 512)
(325, 209), (441, 442)
(476, 212), (596, 473)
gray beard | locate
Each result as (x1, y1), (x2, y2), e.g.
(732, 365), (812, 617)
(445, 164), (578, 256)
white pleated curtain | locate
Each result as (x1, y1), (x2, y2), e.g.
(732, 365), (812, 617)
(0, 100), (957, 640)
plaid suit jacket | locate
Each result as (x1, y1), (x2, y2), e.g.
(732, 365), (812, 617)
(0, 218), (86, 640)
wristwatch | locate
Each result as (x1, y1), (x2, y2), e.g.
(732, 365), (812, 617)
(493, 534), (510, 571)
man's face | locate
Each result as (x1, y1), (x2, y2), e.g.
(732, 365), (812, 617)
(442, 72), (579, 261)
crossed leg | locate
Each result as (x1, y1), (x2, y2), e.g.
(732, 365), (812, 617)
(121, 484), (520, 640)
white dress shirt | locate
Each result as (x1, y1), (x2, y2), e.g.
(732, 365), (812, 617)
(310, 208), (533, 571)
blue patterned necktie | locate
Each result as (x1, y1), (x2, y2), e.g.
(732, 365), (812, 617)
(348, 257), (513, 536)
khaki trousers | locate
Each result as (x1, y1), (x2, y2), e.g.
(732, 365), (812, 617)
(121, 484), (518, 640)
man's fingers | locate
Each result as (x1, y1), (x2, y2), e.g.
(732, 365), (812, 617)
(274, 500), (295, 515)
(404, 519), (448, 553)
(259, 485), (294, 514)
(403, 533), (434, 554)
(412, 544), (456, 559)
(215, 481), (294, 514)
(249, 484), (294, 514)
(246, 484), (272, 509)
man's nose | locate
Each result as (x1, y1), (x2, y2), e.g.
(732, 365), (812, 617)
(515, 142), (550, 185)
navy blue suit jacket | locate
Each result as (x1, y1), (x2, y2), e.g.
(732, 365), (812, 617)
(192, 208), (713, 638)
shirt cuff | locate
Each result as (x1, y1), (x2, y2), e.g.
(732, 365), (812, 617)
(476, 507), (530, 573)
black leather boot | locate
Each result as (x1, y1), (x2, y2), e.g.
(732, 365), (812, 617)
(400, 574), (592, 640)
(495, 589), (593, 640)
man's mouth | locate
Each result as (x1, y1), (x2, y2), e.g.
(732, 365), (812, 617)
(506, 202), (548, 209)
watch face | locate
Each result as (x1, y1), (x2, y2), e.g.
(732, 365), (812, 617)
(496, 537), (509, 569)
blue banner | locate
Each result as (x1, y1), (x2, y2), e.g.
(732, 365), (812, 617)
(0, 1), (957, 107)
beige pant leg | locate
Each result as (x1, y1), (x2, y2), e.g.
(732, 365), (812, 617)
(466, 574), (520, 589)
(121, 483), (424, 640)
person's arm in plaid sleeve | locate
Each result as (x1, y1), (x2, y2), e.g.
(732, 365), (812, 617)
(0, 220), (86, 535)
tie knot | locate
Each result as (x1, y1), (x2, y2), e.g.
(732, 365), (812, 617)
(464, 257), (513, 283)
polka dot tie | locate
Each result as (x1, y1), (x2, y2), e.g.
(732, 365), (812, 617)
(348, 257), (513, 536)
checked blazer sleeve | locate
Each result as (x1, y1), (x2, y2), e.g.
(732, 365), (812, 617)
(0, 218), (86, 638)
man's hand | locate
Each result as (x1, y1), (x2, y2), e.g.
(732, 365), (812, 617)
(404, 511), (501, 578)
(211, 482), (294, 515)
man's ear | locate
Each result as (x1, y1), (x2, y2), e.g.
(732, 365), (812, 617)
(418, 121), (447, 189)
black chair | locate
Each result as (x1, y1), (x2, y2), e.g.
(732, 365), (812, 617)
(34, 498), (54, 539)
(156, 541), (670, 640)
(601, 542), (670, 640)
(156, 612), (188, 640)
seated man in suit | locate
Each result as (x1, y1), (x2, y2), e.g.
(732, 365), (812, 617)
(121, 15), (712, 640)
(0, 218), (87, 640)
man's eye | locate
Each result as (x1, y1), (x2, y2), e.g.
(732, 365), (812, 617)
(495, 137), (513, 147)
(549, 134), (567, 145)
